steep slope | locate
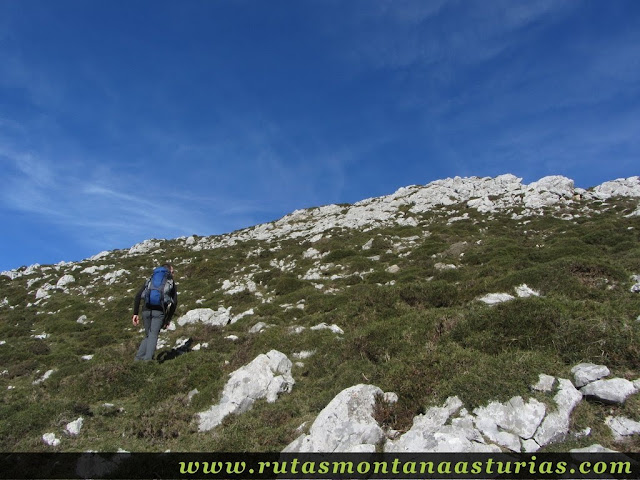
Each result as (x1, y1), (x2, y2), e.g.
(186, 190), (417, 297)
(1, 174), (639, 452)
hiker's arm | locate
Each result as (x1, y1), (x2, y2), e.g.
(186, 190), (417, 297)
(132, 284), (145, 325)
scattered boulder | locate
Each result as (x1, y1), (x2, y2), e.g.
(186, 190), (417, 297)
(177, 307), (231, 327)
(630, 275), (640, 293)
(284, 384), (391, 452)
(580, 378), (638, 404)
(571, 363), (610, 388)
(65, 417), (84, 436)
(35, 284), (53, 300)
(33, 369), (55, 385)
(434, 263), (457, 271)
(128, 239), (160, 255)
(531, 374), (556, 392)
(478, 293), (515, 305)
(249, 322), (271, 333)
(56, 275), (75, 288)
(478, 284), (541, 305)
(197, 350), (294, 432)
(514, 284), (540, 298)
(42, 432), (61, 447)
(605, 416), (640, 441)
(310, 323), (344, 335)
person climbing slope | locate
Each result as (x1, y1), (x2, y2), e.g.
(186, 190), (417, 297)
(131, 263), (178, 361)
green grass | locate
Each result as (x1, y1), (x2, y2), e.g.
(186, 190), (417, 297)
(1, 196), (639, 452)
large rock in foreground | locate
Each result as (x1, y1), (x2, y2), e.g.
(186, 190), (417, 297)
(284, 384), (394, 453)
(197, 350), (294, 431)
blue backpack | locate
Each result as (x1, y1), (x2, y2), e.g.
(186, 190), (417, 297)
(144, 266), (173, 311)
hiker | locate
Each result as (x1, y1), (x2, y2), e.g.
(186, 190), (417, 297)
(132, 263), (178, 361)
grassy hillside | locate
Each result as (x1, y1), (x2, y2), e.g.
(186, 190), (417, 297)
(1, 190), (639, 452)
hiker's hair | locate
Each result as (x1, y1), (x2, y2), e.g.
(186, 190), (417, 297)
(162, 263), (173, 271)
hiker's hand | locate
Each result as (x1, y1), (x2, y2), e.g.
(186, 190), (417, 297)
(132, 315), (139, 326)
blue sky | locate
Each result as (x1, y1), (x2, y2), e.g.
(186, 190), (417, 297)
(1, 0), (639, 271)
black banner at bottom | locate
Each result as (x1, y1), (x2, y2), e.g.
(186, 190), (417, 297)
(1, 452), (639, 479)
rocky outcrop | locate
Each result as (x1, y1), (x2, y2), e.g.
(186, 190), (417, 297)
(284, 363), (640, 453)
(386, 397), (501, 453)
(197, 350), (294, 432)
(284, 384), (393, 453)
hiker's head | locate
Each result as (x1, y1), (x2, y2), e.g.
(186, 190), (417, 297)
(162, 263), (174, 275)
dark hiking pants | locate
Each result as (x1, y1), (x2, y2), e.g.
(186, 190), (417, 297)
(135, 309), (164, 361)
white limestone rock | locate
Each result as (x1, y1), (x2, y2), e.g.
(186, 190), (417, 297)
(222, 278), (257, 295)
(310, 323), (344, 335)
(473, 416), (521, 452)
(434, 263), (457, 271)
(630, 275), (640, 293)
(128, 239), (160, 255)
(103, 269), (129, 285)
(33, 369), (55, 385)
(571, 363), (610, 388)
(65, 417), (84, 436)
(284, 384), (391, 453)
(42, 433), (61, 447)
(89, 250), (111, 261)
(81, 265), (109, 275)
(35, 284), (54, 300)
(56, 275), (75, 288)
(303, 247), (323, 259)
(580, 378), (638, 404)
(478, 293), (515, 305)
(531, 374), (556, 392)
(197, 350), (294, 432)
(230, 308), (254, 324)
(591, 176), (640, 200)
(515, 284), (540, 298)
(473, 396), (546, 442)
(177, 307), (231, 327)
(534, 379), (583, 447)
(605, 416), (640, 440)
(249, 322), (271, 333)
(386, 397), (501, 452)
